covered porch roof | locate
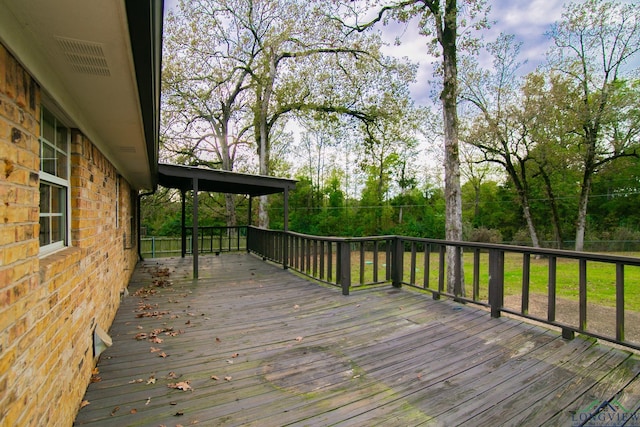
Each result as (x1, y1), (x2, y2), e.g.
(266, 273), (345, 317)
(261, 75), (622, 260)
(153, 163), (297, 279)
(157, 163), (297, 196)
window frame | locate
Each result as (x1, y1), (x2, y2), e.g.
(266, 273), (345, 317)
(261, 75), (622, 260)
(39, 106), (71, 255)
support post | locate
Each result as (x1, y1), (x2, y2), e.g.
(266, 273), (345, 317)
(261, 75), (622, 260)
(339, 240), (351, 295)
(181, 189), (186, 258)
(283, 187), (289, 232)
(392, 237), (403, 288)
(283, 188), (289, 270)
(192, 178), (199, 279)
(616, 263), (625, 342)
(247, 197), (252, 253)
(488, 249), (504, 318)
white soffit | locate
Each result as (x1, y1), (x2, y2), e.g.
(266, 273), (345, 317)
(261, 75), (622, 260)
(0, 0), (152, 189)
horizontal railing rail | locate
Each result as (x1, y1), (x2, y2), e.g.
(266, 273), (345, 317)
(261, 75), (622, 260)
(141, 226), (248, 258)
(183, 225), (248, 255)
(247, 226), (640, 351)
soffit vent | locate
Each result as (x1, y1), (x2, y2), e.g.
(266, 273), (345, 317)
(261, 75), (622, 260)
(55, 36), (111, 77)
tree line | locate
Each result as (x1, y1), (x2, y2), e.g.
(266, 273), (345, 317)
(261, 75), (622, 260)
(148, 0), (640, 263)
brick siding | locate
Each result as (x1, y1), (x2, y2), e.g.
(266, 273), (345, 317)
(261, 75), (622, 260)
(0, 43), (139, 426)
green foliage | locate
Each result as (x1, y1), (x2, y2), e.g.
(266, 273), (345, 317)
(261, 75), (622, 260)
(149, 0), (640, 251)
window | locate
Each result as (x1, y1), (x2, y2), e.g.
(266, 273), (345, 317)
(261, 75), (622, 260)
(39, 107), (69, 253)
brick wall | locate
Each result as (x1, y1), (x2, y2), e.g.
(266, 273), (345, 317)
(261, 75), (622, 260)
(0, 43), (139, 426)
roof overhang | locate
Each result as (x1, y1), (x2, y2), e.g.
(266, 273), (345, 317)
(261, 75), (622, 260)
(158, 163), (297, 196)
(0, 0), (163, 190)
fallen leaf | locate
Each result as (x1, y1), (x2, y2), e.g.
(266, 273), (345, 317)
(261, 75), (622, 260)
(175, 411), (184, 416)
(168, 381), (192, 391)
(159, 352), (168, 358)
(110, 406), (120, 416)
(150, 346), (161, 353)
(130, 408), (137, 414)
(185, 320), (191, 325)
(226, 360), (234, 364)
(90, 375), (102, 383)
(146, 376), (156, 385)
(293, 304), (300, 310)
(224, 376), (232, 381)
(129, 378), (144, 384)
(150, 337), (163, 344)
(231, 353), (240, 358)
(211, 375), (219, 380)
(215, 337), (221, 343)
(167, 371), (179, 379)
(92, 367), (100, 375)
(135, 333), (148, 340)
(145, 397), (151, 406)
(136, 325), (144, 330)
(295, 336), (304, 342)
(79, 400), (90, 409)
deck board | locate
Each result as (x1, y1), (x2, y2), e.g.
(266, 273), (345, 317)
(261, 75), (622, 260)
(75, 254), (640, 426)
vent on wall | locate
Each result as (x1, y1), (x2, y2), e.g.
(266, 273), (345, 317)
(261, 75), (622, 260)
(55, 36), (111, 77)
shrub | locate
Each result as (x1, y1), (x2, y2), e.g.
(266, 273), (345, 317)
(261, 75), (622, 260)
(469, 227), (503, 243)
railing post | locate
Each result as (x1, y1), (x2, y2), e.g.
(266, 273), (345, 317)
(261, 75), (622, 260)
(488, 248), (504, 318)
(616, 263), (625, 342)
(392, 237), (403, 288)
(339, 240), (351, 295)
(282, 231), (288, 270)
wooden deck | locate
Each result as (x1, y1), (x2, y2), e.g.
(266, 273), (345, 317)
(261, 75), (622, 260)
(75, 253), (640, 426)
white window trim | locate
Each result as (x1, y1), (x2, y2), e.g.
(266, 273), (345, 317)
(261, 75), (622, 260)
(39, 107), (71, 256)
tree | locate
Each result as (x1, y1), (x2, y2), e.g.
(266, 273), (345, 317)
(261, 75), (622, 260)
(341, 0), (489, 296)
(459, 142), (499, 228)
(519, 72), (582, 248)
(548, 0), (640, 251)
(162, 0), (256, 226)
(235, 0), (389, 227)
(460, 33), (545, 247)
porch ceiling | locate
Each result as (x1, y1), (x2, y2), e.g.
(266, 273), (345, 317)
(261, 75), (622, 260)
(157, 163), (297, 196)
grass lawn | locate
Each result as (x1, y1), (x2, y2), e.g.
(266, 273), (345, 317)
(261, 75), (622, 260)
(351, 251), (640, 311)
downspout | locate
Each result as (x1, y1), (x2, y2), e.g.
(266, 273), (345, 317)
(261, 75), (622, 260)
(137, 188), (156, 261)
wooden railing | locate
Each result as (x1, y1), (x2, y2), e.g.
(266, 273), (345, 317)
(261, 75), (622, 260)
(247, 226), (640, 351)
(183, 226), (248, 255)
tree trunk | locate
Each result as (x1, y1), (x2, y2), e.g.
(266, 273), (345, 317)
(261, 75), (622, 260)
(508, 169), (541, 248)
(538, 168), (562, 248)
(441, 0), (464, 297)
(257, 54), (277, 229)
(219, 128), (237, 228)
(575, 171), (593, 252)
(225, 194), (237, 227)
(520, 195), (541, 248)
(473, 180), (480, 225)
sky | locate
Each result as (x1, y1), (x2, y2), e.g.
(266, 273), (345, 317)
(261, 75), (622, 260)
(376, 0), (571, 106)
(163, 0), (582, 106)
(162, 0), (635, 182)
